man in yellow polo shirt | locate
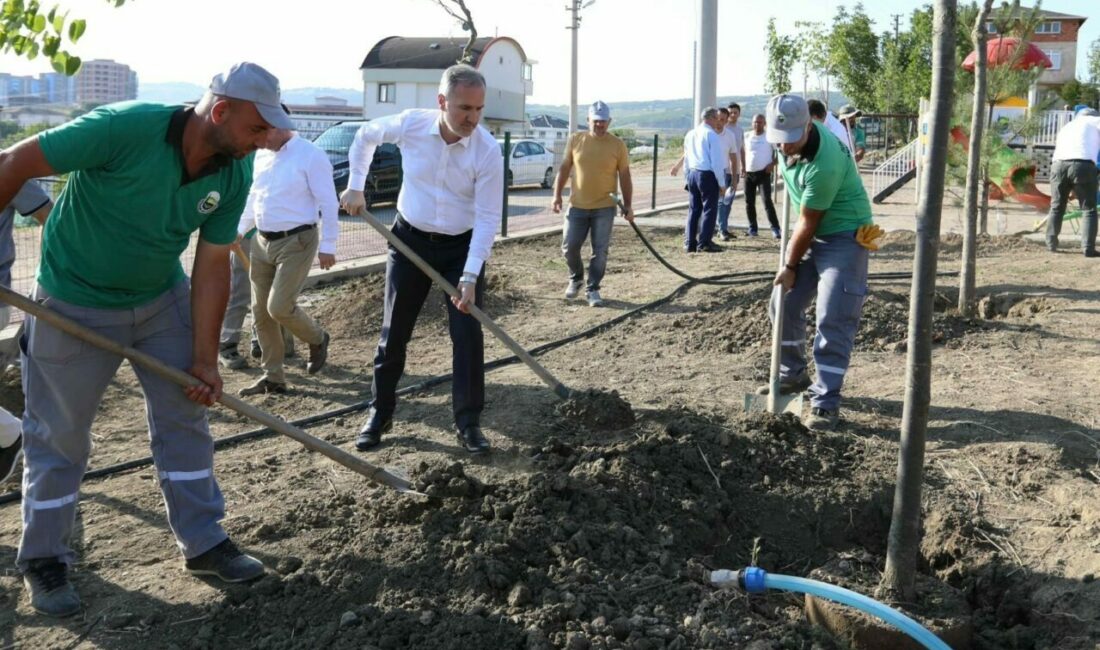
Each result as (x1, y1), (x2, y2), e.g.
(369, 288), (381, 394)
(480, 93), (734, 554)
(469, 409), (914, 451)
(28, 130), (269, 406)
(551, 101), (634, 307)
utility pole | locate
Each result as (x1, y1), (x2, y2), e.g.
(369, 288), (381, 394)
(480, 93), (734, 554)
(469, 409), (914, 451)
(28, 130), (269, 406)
(892, 14), (902, 45)
(694, 0), (717, 122)
(566, 1), (594, 138)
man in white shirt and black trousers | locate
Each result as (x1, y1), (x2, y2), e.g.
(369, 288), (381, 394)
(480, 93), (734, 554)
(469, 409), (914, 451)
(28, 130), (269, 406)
(340, 64), (504, 455)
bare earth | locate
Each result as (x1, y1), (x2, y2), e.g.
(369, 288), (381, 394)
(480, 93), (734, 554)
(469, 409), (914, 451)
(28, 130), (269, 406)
(1, 211), (1098, 650)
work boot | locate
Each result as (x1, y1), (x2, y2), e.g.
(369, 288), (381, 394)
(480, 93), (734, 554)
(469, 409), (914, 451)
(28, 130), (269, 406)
(755, 374), (812, 396)
(238, 378), (287, 397)
(586, 290), (605, 307)
(218, 344), (246, 371)
(564, 280), (583, 300)
(307, 332), (330, 375)
(804, 407), (840, 432)
(0, 434), (22, 484)
(185, 538), (265, 583)
(356, 408), (392, 451)
(456, 425), (491, 454)
(24, 558), (81, 618)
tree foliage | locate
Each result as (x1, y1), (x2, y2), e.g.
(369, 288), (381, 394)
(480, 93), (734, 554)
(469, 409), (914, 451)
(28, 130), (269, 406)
(793, 20), (831, 99)
(829, 4), (881, 111)
(765, 18), (797, 95)
(0, 0), (125, 75)
(1086, 35), (1100, 85)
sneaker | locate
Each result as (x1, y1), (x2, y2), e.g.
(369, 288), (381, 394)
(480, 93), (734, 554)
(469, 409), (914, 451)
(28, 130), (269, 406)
(747, 229), (759, 238)
(719, 231), (732, 242)
(1085, 250), (1099, 258)
(250, 339), (261, 359)
(238, 378), (288, 397)
(24, 558), (81, 617)
(804, 407), (840, 431)
(185, 538), (265, 583)
(0, 434), (22, 484)
(755, 373), (812, 396)
(564, 280), (583, 300)
(586, 290), (605, 307)
(218, 345), (246, 371)
(772, 227), (782, 240)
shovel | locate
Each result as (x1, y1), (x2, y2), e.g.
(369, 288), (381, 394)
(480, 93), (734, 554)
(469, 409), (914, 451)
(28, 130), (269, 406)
(0, 285), (426, 496)
(743, 190), (804, 415)
(357, 209), (574, 400)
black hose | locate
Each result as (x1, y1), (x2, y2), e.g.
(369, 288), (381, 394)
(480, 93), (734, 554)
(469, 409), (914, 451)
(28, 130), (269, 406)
(0, 224), (956, 505)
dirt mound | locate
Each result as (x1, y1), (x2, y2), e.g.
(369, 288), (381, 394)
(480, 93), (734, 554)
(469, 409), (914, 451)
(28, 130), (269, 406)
(876, 231), (1043, 259)
(859, 289), (986, 351)
(0, 365), (23, 417)
(978, 293), (1058, 320)
(313, 271), (532, 340)
(185, 409), (898, 650)
(555, 388), (635, 431)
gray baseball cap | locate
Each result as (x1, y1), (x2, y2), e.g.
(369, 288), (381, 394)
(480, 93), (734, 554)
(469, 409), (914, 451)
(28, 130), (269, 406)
(838, 104), (863, 120)
(209, 62), (293, 130)
(1077, 107), (1099, 117)
(765, 94), (810, 144)
(588, 100), (611, 121)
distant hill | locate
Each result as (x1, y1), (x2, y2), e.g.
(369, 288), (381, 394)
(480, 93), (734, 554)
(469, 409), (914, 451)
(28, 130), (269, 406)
(138, 83), (364, 108)
(528, 92), (851, 134)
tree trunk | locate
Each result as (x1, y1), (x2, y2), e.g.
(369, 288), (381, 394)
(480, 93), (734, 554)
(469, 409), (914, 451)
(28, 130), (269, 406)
(880, 0), (957, 602)
(980, 102), (995, 235)
(960, 0), (995, 317)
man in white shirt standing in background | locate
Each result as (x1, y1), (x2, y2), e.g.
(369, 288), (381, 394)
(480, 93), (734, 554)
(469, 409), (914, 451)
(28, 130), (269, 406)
(237, 108), (338, 396)
(743, 113), (782, 238)
(716, 103), (744, 241)
(1046, 107), (1100, 256)
(340, 64), (504, 455)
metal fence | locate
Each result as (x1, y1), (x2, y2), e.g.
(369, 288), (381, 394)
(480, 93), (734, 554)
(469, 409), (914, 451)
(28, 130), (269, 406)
(5, 133), (692, 324)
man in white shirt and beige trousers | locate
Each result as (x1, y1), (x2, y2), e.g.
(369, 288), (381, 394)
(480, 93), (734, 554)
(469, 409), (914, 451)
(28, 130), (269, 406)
(340, 64), (504, 455)
(238, 115), (339, 395)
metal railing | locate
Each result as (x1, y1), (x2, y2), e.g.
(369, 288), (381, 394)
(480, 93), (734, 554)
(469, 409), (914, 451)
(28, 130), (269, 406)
(1032, 109), (1073, 146)
(871, 137), (919, 201)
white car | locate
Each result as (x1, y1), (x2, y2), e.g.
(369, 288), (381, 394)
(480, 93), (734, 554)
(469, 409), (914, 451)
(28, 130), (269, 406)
(498, 139), (556, 188)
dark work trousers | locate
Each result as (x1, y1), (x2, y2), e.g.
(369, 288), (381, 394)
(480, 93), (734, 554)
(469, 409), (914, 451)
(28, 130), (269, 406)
(370, 217), (486, 429)
(744, 170), (781, 231)
(686, 169), (719, 250)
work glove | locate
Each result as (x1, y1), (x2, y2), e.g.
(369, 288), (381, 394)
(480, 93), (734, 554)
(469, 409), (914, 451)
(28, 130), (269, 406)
(856, 224), (884, 251)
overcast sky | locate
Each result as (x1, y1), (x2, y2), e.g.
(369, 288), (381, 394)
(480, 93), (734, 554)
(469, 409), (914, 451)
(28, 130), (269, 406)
(1, 0), (1097, 104)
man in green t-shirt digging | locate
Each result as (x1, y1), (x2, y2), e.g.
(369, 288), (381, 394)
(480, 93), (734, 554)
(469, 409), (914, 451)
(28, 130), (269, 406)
(0, 62), (290, 617)
(759, 94), (874, 432)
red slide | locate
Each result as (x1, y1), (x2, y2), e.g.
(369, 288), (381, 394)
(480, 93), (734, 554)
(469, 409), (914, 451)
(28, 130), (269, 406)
(949, 126), (1050, 213)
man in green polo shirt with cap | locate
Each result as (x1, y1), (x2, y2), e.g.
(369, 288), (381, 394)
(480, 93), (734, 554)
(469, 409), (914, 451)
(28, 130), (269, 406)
(759, 94), (873, 432)
(0, 61), (290, 617)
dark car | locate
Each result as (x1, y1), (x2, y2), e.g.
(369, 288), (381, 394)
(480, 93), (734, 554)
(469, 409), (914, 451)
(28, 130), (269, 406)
(313, 121), (402, 209)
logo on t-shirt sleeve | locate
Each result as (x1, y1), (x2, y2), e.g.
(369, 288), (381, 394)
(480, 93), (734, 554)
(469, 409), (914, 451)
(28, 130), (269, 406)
(197, 191), (221, 214)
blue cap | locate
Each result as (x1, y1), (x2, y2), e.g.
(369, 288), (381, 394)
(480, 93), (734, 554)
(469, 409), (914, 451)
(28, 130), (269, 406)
(739, 567), (768, 593)
(588, 100), (611, 121)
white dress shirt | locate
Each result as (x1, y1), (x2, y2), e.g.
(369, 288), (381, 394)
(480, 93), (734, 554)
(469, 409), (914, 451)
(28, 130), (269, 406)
(744, 130), (775, 173)
(1052, 116), (1100, 162)
(822, 112), (856, 160)
(348, 109), (504, 276)
(684, 123), (726, 176)
(238, 134), (340, 255)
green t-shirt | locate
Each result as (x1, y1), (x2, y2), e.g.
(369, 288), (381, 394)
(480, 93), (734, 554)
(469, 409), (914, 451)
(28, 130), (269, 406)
(779, 122), (872, 237)
(852, 125), (867, 149)
(37, 102), (252, 308)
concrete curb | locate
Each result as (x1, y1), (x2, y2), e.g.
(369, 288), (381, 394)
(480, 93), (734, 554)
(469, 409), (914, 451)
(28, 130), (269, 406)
(0, 203), (690, 363)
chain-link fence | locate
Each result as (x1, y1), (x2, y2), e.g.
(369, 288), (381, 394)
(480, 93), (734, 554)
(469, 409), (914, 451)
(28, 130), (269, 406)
(5, 132), (694, 325)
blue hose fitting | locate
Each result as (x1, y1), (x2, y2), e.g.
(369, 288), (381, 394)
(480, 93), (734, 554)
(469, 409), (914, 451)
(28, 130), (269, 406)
(739, 566), (767, 593)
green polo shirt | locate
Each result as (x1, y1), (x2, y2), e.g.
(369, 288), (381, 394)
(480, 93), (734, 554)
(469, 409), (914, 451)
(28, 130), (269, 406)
(779, 121), (872, 237)
(36, 101), (252, 308)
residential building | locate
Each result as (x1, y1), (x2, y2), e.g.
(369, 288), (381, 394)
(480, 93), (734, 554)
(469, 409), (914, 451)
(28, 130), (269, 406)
(359, 36), (533, 134)
(0, 105), (71, 128)
(988, 8), (1087, 90)
(75, 59), (138, 105)
(286, 96), (363, 140)
(525, 113), (569, 151)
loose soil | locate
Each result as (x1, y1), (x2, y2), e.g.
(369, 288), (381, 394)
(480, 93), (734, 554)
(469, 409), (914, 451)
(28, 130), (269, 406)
(1, 220), (1099, 649)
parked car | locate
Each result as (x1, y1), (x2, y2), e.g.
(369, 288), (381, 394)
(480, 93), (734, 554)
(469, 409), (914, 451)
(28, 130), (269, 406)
(498, 138), (556, 188)
(313, 121), (402, 209)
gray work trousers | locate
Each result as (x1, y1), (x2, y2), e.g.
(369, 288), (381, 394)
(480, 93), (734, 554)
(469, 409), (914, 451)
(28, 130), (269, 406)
(772, 230), (869, 412)
(1046, 159), (1099, 253)
(18, 282), (227, 570)
(562, 206), (616, 292)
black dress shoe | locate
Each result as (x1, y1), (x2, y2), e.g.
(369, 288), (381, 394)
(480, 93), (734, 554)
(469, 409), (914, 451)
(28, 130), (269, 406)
(356, 408), (392, 451)
(699, 242), (723, 253)
(456, 425), (490, 454)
